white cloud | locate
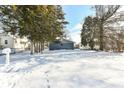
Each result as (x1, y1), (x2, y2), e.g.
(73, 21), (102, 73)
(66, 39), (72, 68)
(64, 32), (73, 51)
(69, 31), (81, 44)
(70, 23), (82, 31)
(68, 23), (82, 44)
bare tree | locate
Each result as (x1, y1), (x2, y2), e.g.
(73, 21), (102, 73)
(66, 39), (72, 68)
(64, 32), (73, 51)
(104, 9), (124, 52)
(94, 5), (120, 50)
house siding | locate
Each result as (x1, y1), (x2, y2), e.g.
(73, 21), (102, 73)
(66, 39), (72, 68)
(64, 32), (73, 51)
(49, 41), (74, 50)
(0, 33), (30, 50)
(0, 35), (14, 48)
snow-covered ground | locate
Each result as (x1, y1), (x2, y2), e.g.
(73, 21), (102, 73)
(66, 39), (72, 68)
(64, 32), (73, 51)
(0, 49), (124, 88)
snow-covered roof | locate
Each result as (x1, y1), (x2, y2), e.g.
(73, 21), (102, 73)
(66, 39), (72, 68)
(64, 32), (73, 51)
(60, 39), (74, 43)
(53, 39), (74, 43)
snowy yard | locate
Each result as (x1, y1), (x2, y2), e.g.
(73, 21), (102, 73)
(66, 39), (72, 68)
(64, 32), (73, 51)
(0, 49), (124, 88)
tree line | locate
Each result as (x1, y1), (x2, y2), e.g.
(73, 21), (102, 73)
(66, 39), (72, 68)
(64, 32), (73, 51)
(0, 5), (68, 54)
(81, 5), (124, 52)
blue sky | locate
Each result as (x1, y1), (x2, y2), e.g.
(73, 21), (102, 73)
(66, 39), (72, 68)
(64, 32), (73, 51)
(62, 5), (95, 43)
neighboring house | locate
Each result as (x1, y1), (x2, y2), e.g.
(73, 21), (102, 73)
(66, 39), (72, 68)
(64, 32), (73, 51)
(0, 32), (30, 52)
(49, 39), (74, 50)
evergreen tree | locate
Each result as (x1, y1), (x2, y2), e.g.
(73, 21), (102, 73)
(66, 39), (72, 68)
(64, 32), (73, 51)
(0, 5), (68, 54)
(81, 16), (99, 50)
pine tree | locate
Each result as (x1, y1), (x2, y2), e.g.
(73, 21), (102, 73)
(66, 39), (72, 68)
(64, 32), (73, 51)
(81, 16), (99, 50)
(0, 5), (68, 54)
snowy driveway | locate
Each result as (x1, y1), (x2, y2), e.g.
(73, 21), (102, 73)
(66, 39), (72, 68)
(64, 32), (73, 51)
(0, 50), (124, 88)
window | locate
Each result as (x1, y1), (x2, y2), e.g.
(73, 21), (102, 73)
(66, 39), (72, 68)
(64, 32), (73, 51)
(5, 40), (8, 44)
(60, 43), (63, 46)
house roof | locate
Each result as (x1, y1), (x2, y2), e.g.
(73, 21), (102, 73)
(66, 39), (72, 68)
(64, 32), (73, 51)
(53, 39), (74, 43)
(0, 32), (17, 39)
(60, 39), (74, 43)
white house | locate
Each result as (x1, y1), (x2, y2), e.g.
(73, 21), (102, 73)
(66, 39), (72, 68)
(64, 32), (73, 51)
(0, 32), (30, 52)
(0, 22), (30, 54)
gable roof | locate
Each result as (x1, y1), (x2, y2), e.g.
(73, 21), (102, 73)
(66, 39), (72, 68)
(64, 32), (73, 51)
(52, 39), (74, 44)
(60, 39), (74, 43)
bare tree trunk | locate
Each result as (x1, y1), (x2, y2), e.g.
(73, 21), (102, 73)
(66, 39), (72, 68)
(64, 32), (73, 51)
(43, 41), (45, 50)
(30, 41), (34, 55)
(40, 42), (42, 53)
(34, 42), (36, 53)
(91, 43), (94, 50)
(39, 42), (41, 53)
(35, 42), (39, 53)
(41, 42), (44, 54)
(38, 42), (40, 53)
(99, 22), (104, 51)
(116, 40), (121, 52)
